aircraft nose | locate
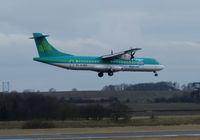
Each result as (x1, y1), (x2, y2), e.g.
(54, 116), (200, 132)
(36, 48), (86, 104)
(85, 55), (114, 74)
(159, 65), (165, 70)
(155, 65), (165, 71)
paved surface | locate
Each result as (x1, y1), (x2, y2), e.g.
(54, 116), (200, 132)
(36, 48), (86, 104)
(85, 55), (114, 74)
(1, 131), (200, 139)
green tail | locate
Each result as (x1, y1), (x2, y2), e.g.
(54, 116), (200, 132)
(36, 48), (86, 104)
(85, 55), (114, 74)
(32, 33), (72, 57)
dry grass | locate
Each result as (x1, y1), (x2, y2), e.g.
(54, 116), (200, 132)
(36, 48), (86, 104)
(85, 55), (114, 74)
(57, 136), (200, 140)
(1, 115), (200, 129)
(0, 124), (200, 136)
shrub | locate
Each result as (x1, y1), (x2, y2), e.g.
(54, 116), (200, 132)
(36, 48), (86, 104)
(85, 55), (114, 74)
(22, 120), (55, 129)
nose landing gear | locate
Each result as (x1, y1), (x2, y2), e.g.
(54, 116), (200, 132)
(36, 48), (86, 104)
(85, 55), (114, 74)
(154, 71), (158, 76)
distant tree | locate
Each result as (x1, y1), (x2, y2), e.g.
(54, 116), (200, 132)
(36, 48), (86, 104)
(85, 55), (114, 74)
(0, 105), (8, 121)
(181, 84), (188, 91)
(125, 99), (130, 103)
(102, 81), (180, 91)
(109, 102), (131, 121)
(72, 88), (78, 91)
(23, 89), (35, 93)
(173, 82), (180, 90)
(49, 88), (56, 92)
(102, 85), (117, 91)
(10, 90), (18, 93)
(79, 104), (108, 120)
(119, 83), (129, 91)
(181, 82), (199, 91)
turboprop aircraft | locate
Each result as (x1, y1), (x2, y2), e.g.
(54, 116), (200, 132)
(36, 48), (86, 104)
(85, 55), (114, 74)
(30, 33), (164, 77)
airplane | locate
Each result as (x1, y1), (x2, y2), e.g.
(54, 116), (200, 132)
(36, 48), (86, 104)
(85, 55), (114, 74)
(30, 33), (164, 77)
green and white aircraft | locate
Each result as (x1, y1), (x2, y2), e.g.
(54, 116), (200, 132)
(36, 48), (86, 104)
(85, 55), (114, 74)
(31, 33), (164, 77)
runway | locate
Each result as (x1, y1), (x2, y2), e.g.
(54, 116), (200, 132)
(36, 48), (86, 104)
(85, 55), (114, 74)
(0, 130), (200, 139)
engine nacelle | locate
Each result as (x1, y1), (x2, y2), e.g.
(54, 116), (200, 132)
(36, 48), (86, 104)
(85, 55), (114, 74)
(117, 54), (132, 60)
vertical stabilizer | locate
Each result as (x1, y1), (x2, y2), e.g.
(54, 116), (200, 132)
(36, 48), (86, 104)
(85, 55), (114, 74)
(31, 33), (72, 57)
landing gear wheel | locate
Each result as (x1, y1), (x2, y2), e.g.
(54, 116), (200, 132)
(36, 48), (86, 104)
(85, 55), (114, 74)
(108, 70), (113, 76)
(154, 72), (158, 77)
(98, 72), (103, 77)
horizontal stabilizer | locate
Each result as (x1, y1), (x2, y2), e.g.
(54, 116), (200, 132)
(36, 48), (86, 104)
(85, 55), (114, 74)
(29, 34), (49, 39)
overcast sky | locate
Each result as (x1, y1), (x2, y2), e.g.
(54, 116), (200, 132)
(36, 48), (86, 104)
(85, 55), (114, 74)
(0, 0), (200, 92)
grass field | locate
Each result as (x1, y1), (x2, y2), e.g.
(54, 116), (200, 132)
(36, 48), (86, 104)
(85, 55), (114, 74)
(57, 136), (200, 140)
(1, 115), (200, 129)
(0, 124), (200, 136)
(128, 103), (200, 111)
(126, 103), (200, 116)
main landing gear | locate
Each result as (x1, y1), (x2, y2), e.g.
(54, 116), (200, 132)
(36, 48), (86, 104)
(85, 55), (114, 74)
(98, 70), (114, 77)
(108, 70), (113, 76)
(154, 71), (158, 77)
(98, 72), (104, 77)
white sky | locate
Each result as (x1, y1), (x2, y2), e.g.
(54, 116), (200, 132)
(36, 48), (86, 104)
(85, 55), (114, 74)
(0, 0), (199, 91)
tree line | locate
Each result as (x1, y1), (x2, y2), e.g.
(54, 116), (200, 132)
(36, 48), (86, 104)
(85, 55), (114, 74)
(0, 93), (131, 121)
(102, 81), (199, 91)
(154, 90), (200, 103)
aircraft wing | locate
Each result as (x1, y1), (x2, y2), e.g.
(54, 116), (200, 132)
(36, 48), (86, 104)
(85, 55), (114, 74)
(101, 48), (142, 60)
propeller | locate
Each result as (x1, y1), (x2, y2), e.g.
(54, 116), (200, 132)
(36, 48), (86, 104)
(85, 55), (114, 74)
(131, 51), (135, 59)
(129, 47), (141, 59)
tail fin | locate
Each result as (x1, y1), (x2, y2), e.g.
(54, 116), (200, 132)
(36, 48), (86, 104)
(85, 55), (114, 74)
(30, 33), (72, 57)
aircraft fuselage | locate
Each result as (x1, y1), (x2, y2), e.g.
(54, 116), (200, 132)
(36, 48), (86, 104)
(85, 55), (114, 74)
(34, 56), (164, 76)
